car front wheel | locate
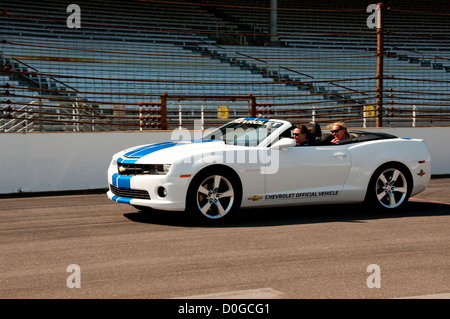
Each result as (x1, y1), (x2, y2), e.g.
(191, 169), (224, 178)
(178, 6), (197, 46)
(186, 169), (242, 221)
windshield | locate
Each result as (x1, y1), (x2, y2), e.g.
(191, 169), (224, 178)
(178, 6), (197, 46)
(203, 118), (284, 146)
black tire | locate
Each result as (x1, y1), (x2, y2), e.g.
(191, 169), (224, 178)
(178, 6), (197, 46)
(186, 167), (242, 222)
(365, 163), (412, 210)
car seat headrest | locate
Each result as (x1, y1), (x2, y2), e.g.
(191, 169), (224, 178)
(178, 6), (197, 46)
(307, 121), (321, 142)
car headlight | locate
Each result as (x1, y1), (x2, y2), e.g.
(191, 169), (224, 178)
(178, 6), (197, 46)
(163, 164), (171, 174)
(110, 158), (117, 167)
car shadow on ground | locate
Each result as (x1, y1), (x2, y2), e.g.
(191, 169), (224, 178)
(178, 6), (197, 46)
(123, 200), (450, 228)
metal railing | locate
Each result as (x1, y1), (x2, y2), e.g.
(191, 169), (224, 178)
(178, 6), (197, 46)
(3, 92), (449, 133)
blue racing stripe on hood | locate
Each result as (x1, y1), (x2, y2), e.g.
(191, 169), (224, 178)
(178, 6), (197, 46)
(124, 142), (177, 158)
(121, 140), (219, 160)
(117, 158), (138, 164)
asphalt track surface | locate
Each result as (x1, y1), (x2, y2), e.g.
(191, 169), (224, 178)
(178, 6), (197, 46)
(0, 178), (449, 299)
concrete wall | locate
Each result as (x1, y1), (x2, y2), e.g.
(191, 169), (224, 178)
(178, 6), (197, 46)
(1, 127), (449, 195)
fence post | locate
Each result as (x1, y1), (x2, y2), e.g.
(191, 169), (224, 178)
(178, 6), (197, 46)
(25, 104), (29, 133)
(160, 93), (168, 130)
(38, 97), (43, 132)
(376, 2), (384, 127)
(201, 105), (204, 131)
(363, 106), (367, 128)
(178, 104), (182, 130)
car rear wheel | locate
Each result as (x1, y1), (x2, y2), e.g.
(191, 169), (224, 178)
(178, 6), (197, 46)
(366, 164), (412, 210)
(186, 168), (241, 221)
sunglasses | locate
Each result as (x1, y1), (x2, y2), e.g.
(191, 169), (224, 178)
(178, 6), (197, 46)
(293, 133), (300, 136)
(331, 128), (343, 134)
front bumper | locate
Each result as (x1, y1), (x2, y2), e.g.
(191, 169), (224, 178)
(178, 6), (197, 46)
(107, 168), (190, 211)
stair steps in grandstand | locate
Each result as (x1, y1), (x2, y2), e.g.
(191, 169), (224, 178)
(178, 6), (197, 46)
(1, 55), (77, 99)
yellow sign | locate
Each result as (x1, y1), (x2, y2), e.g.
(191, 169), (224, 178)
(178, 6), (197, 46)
(365, 105), (375, 118)
(218, 106), (229, 119)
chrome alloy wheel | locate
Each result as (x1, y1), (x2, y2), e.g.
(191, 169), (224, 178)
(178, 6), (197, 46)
(196, 175), (235, 219)
(375, 168), (408, 209)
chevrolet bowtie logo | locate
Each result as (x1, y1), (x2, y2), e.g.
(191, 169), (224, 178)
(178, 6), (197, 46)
(248, 195), (262, 201)
(417, 169), (426, 177)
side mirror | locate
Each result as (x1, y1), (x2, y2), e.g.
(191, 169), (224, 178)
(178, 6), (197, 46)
(270, 138), (296, 150)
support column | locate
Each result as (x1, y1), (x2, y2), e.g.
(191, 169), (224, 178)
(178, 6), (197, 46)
(376, 2), (384, 127)
(270, 0), (278, 45)
(160, 92), (168, 130)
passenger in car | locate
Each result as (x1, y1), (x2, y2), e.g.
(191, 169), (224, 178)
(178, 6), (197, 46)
(328, 122), (350, 143)
(293, 125), (314, 146)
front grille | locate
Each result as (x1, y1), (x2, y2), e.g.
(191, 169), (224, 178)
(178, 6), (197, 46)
(117, 163), (164, 175)
(110, 184), (151, 200)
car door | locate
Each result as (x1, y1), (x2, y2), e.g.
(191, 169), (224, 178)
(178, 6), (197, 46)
(264, 145), (351, 205)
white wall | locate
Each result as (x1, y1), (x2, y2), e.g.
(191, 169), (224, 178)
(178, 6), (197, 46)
(0, 131), (170, 194)
(1, 127), (449, 195)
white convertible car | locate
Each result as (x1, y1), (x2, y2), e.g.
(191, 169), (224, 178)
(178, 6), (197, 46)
(107, 118), (431, 221)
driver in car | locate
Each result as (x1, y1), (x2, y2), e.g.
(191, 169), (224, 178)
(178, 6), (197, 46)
(293, 125), (314, 146)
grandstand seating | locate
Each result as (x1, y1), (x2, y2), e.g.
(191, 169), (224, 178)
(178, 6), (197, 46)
(1, 0), (449, 131)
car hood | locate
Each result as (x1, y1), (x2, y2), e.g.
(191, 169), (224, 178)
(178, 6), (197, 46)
(116, 140), (244, 164)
